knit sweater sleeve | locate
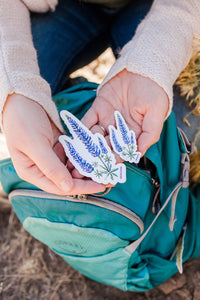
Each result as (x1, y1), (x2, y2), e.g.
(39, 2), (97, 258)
(98, 0), (200, 117)
(0, 0), (63, 132)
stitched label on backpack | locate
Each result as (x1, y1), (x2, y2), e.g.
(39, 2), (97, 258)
(54, 240), (87, 255)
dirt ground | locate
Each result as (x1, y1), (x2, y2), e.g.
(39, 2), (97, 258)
(1, 48), (200, 300)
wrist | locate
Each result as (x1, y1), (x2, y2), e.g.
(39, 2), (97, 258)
(2, 93), (17, 128)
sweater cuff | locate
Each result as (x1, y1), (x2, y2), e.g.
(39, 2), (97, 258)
(0, 75), (64, 134)
(0, 41), (64, 132)
(21, 0), (58, 13)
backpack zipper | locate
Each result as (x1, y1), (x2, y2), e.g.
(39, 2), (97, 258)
(9, 189), (144, 234)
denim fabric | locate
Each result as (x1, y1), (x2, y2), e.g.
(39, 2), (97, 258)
(31, 0), (153, 94)
(30, 0), (199, 142)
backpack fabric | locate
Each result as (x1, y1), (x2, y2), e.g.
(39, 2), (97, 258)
(0, 82), (200, 292)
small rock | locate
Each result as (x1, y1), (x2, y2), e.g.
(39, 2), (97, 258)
(175, 288), (192, 300)
(0, 282), (3, 294)
(193, 287), (200, 300)
(192, 271), (200, 288)
(158, 274), (186, 294)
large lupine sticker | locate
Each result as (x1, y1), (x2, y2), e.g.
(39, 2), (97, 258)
(59, 111), (126, 185)
(109, 111), (141, 164)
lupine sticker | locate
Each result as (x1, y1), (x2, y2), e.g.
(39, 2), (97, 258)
(109, 111), (141, 164)
(59, 110), (126, 185)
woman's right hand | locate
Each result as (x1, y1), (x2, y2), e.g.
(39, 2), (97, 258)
(2, 94), (105, 195)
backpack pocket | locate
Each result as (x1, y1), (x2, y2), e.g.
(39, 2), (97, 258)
(127, 253), (177, 290)
(22, 215), (175, 293)
(23, 217), (129, 256)
(100, 162), (157, 225)
(22, 216), (153, 292)
(9, 190), (147, 292)
(10, 188), (144, 242)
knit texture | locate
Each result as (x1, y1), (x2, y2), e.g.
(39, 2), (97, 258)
(0, 0), (63, 132)
(1, 0), (200, 130)
(98, 0), (200, 119)
(21, 0), (58, 12)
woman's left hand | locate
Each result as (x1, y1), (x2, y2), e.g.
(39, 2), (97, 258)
(81, 69), (169, 157)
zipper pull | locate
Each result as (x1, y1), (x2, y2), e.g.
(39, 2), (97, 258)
(181, 153), (190, 188)
(152, 178), (160, 188)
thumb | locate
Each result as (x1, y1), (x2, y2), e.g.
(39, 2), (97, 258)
(81, 106), (98, 129)
(137, 109), (164, 156)
(30, 140), (74, 193)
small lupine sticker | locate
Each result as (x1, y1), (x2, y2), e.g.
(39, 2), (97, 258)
(109, 111), (141, 164)
(59, 110), (126, 185)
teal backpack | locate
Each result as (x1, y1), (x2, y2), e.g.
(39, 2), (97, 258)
(0, 82), (200, 292)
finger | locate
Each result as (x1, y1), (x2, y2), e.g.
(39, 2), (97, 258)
(67, 159), (74, 170)
(81, 106), (98, 129)
(90, 125), (107, 136)
(129, 109), (144, 128)
(13, 150), (106, 195)
(105, 135), (111, 148)
(127, 115), (143, 139)
(70, 178), (106, 194)
(121, 110), (143, 139)
(114, 153), (123, 164)
(106, 183), (115, 188)
(137, 110), (164, 156)
(72, 168), (84, 179)
(12, 152), (71, 195)
(81, 97), (114, 131)
(137, 132), (156, 157)
(53, 141), (66, 165)
(29, 140), (74, 193)
(67, 159), (84, 179)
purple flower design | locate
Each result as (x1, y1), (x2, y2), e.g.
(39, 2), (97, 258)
(65, 140), (94, 173)
(130, 132), (135, 144)
(98, 137), (108, 154)
(109, 111), (141, 164)
(59, 110), (126, 184)
(110, 128), (123, 152)
(65, 114), (100, 157)
(116, 113), (130, 144)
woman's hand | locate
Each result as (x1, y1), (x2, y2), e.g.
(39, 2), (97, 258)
(82, 70), (169, 156)
(2, 94), (105, 195)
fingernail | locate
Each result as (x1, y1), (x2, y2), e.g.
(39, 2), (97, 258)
(60, 179), (73, 191)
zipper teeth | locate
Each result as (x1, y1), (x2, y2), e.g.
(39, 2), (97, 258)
(89, 195), (143, 231)
(9, 189), (144, 234)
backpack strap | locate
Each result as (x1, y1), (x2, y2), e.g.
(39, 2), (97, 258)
(126, 182), (184, 254)
(178, 127), (194, 155)
(126, 149), (191, 254)
(168, 152), (190, 231)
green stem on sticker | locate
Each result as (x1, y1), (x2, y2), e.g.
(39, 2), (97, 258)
(98, 155), (110, 172)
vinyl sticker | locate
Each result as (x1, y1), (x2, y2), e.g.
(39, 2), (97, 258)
(109, 111), (141, 163)
(59, 110), (126, 185)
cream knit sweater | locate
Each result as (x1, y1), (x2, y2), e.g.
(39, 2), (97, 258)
(0, 0), (200, 132)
